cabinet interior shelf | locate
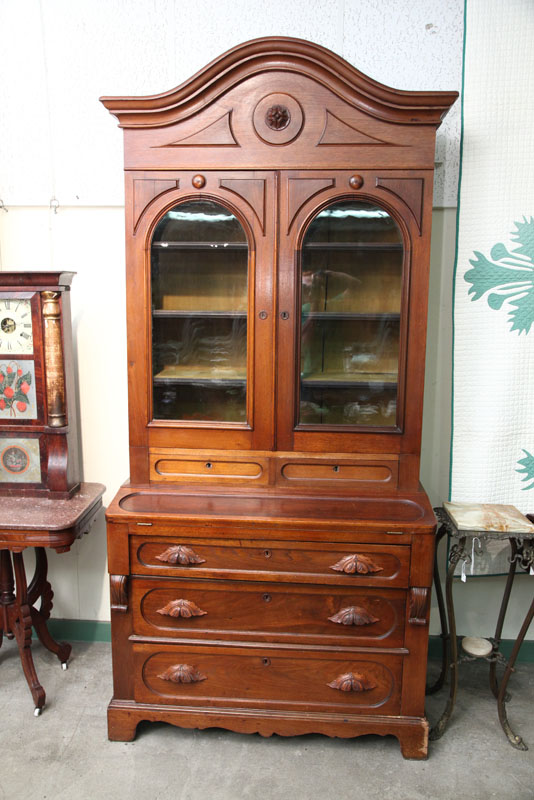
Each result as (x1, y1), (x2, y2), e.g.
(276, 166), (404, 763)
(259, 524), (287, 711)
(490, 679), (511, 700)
(152, 241), (247, 250)
(303, 242), (402, 251)
(153, 310), (399, 320)
(153, 310), (247, 318)
(154, 365), (247, 385)
(301, 371), (397, 387)
(303, 312), (400, 321)
(153, 366), (396, 388)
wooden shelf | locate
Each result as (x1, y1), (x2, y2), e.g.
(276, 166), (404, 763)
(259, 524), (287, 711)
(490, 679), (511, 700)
(153, 310), (247, 318)
(301, 370), (397, 388)
(303, 312), (400, 322)
(154, 365), (246, 385)
(152, 241), (247, 250)
(303, 242), (402, 251)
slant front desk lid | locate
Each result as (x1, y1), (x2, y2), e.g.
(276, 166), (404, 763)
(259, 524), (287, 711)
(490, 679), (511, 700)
(108, 486), (435, 530)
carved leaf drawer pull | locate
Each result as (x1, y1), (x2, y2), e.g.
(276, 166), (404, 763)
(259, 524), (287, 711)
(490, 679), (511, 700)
(156, 599), (208, 618)
(327, 671), (376, 693)
(155, 545), (206, 566)
(158, 664), (207, 684)
(330, 554), (383, 575)
(328, 606), (379, 626)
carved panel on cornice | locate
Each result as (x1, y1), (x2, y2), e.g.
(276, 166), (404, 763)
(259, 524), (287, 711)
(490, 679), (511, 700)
(220, 178), (266, 233)
(376, 177), (424, 234)
(319, 111), (393, 147)
(133, 179), (178, 232)
(157, 112), (237, 148)
(287, 177), (334, 232)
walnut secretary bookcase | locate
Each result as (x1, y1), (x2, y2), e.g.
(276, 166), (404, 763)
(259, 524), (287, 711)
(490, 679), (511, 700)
(101, 37), (457, 758)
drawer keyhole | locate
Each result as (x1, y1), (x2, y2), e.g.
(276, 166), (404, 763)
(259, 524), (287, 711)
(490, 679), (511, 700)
(333, 465), (340, 473)
(205, 462), (213, 469)
(262, 593), (272, 603)
(262, 657), (271, 666)
(263, 549), (272, 559)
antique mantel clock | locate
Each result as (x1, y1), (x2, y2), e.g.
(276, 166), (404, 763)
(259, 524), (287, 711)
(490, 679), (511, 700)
(0, 272), (80, 498)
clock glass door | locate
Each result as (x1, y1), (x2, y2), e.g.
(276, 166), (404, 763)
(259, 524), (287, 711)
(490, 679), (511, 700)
(298, 199), (403, 429)
(151, 199), (249, 423)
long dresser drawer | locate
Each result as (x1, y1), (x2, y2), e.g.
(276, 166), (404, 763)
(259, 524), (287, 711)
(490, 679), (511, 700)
(132, 577), (406, 647)
(129, 535), (410, 587)
(133, 642), (403, 715)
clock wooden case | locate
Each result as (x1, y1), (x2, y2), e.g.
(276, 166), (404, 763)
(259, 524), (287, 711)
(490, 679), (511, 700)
(0, 272), (79, 498)
(102, 37), (457, 758)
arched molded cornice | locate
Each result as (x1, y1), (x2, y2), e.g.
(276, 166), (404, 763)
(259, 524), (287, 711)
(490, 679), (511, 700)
(100, 36), (458, 129)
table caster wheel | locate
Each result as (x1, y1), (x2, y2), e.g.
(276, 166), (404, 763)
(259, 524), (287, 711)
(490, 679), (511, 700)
(34, 706), (43, 717)
(61, 662), (68, 671)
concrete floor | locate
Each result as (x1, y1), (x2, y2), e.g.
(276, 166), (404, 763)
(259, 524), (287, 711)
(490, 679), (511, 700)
(0, 641), (532, 800)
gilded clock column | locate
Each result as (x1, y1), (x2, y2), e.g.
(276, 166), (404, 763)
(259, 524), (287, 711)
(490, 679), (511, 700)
(41, 291), (67, 428)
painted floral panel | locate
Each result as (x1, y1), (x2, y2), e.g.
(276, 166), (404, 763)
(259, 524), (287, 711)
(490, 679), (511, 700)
(0, 360), (37, 420)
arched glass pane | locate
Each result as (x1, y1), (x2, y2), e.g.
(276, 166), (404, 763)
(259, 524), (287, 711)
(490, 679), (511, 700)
(299, 200), (403, 428)
(151, 200), (248, 422)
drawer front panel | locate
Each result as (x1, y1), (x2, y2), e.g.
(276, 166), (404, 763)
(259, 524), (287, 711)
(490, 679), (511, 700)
(133, 643), (402, 714)
(149, 453), (269, 485)
(132, 578), (406, 647)
(130, 536), (410, 587)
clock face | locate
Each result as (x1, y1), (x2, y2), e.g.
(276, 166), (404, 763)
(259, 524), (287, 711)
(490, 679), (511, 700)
(0, 298), (33, 354)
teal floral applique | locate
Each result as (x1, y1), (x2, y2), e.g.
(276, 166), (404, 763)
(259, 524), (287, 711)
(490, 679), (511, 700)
(517, 449), (534, 491)
(464, 217), (534, 334)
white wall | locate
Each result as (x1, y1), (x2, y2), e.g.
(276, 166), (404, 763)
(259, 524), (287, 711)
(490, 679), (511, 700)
(0, 1), (472, 629)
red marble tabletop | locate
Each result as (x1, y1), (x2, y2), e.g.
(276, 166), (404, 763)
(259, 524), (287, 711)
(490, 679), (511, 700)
(0, 483), (105, 531)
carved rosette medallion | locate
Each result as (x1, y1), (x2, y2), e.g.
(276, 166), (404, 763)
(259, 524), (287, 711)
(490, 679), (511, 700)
(265, 105), (291, 131)
(253, 93), (303, 145)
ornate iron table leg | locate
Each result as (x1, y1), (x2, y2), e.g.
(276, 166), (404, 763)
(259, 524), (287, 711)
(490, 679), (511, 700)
(489, 538), (517, 699)
(496, 540), (534, 750)
(430, 535), (466, 740)
(427, 524), (449, 695)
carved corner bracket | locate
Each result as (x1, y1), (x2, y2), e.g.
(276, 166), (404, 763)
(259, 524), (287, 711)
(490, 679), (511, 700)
(110, 575), (128, 613)
(408, 587), (429, 625)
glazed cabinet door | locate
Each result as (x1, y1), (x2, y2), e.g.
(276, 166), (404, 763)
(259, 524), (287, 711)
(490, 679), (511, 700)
(126, 172), (276, 478)
(276, 170), (433, 458)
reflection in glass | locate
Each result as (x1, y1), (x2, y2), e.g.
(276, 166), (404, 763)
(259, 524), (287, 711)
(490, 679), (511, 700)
(299, 201), (403, 427)
(151, 200), (248, 422)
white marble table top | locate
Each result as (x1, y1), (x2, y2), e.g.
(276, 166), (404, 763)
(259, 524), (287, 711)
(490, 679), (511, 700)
(443, 502), (534, 535)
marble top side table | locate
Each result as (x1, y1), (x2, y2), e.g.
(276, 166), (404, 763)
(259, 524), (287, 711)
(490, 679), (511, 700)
(428, 502), (534, 750)
(0, 483), (105, 714)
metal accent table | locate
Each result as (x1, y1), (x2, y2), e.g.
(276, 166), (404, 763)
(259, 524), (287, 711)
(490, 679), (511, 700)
(428, 502), (534, 750)
(0, 483), (105, 714)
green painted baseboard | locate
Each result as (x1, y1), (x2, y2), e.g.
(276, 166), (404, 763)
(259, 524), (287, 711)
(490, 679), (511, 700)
(47, 619), (111, 642)
(45, 620), (534, 662)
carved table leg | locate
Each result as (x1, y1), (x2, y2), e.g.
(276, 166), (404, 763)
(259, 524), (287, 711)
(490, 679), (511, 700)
(427, 524), (449, 695)
(430, 535), (466, 740)
(489, 538), (517, 699)
(28, 548), (71, 665)
(1, 549), (16, 645)
(10, 551), (46, 712)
